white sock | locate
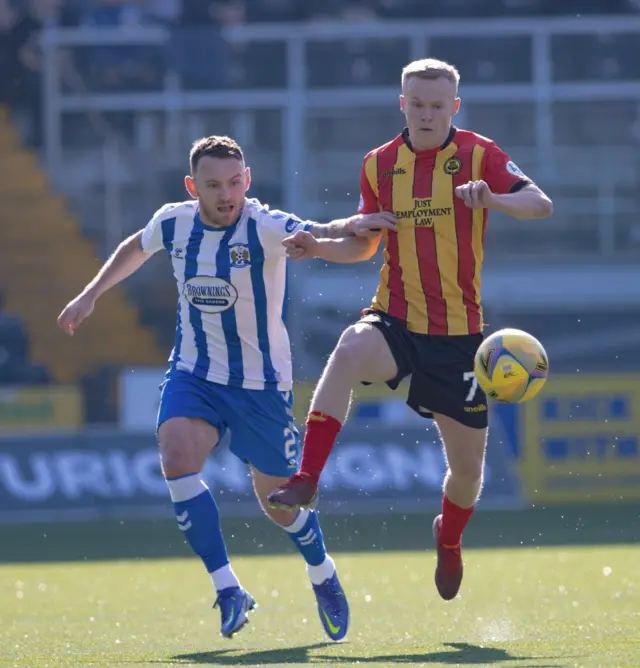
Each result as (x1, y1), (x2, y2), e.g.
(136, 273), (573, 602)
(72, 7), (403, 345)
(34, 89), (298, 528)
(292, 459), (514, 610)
(283, 508), (309, 533)
(166, 474), (207, 502)
(306, 555), (336, 585)
(211, 563), (241, 592)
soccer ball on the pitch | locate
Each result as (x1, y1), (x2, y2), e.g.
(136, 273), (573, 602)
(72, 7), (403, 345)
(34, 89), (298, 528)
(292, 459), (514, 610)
(474, 328), (549, 403)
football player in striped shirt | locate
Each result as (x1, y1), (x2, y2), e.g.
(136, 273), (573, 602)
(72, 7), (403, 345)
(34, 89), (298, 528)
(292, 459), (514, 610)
(57, 135), (395, 641)
(268, 59), (553, 602)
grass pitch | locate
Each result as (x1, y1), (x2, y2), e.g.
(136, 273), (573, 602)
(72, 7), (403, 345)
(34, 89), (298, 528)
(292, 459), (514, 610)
(2, 508), (640, 667)
(3, 547), (640, 667)
(0, 509), (640, 668)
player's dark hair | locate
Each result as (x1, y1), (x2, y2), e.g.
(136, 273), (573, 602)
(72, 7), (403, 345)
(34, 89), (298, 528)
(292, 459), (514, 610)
(189, 136), (244, 173)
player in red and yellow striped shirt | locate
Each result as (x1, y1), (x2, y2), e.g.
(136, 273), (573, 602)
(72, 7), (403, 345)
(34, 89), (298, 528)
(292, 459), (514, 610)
(361, 124), (529, 336)
(269, 59), (552, 601)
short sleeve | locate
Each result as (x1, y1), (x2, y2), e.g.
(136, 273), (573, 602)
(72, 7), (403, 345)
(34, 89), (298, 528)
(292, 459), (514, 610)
(258, 209), (311, 248)
(358, 153), (379, 214)
(140, 203), (179, 254)
(483, 144), (532, 195)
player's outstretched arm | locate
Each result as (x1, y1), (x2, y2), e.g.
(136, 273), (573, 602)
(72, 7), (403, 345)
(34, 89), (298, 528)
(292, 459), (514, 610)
(283, 230), (380, 263)
(57, 230), (151, 336)
(307, 211), (397, 239)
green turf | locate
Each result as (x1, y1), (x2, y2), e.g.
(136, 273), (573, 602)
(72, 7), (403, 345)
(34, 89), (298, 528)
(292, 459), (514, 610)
(3, 504), (640, 564)
(3, 545), (640, 667)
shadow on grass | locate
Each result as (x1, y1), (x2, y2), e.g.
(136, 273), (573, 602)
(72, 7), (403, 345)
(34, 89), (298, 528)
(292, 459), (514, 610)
(169, 641), (569, 665)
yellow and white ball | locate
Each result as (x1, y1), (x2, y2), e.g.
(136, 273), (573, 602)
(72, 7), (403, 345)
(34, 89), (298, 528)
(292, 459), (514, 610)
(474, 328), (549, 403)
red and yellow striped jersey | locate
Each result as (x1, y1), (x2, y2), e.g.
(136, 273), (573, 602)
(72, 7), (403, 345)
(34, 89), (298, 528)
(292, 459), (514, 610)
(359, 127), (530, 336)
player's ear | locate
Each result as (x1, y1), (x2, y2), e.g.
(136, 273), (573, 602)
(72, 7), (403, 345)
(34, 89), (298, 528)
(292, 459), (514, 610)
(453, 97), (461, 116)
(244, 166), (251, 192)
(399, 94), (405, 113)
(185, 175), (198, 199)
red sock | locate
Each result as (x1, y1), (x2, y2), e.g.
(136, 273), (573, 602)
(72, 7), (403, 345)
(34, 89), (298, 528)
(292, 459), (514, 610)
(299, 411), (342, 484)
(439, 494), (474, 547)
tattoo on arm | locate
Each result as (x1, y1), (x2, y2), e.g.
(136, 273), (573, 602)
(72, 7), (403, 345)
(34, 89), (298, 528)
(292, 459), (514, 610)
(308, 223), (328, 239)
(307, 219), (353, 240)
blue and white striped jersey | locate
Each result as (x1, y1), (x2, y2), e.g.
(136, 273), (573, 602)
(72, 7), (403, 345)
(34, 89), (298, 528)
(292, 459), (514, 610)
(141, 198), (310, 391)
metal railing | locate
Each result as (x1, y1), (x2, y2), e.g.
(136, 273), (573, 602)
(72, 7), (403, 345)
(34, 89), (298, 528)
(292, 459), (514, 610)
(39, 16), (640, 255)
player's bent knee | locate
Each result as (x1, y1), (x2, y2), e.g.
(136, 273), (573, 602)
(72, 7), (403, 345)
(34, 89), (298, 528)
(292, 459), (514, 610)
(329, 347), (361, 382)
(331, 326), (367, 368)
(160, 443), (194, 480)
(160, 442), (203, 479)
(158, 417), (218, 479)
(445, 449), (484, 481)
(331, 323), (396, 383)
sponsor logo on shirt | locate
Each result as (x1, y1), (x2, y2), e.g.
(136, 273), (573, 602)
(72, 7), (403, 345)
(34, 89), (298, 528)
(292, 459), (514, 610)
(183, 276), (238, 313)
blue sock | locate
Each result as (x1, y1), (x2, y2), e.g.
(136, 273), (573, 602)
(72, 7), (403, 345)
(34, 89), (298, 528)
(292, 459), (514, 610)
(283, 508), (328, 567)
(166, 474), (230, 575)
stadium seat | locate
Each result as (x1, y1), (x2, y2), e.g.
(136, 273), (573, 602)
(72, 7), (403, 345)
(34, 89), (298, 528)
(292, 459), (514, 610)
(0, 107), (165, 383)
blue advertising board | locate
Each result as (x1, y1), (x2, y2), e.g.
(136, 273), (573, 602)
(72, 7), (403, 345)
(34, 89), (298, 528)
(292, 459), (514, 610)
(0, 417), (521, 523)
(495, 374), (640, 504)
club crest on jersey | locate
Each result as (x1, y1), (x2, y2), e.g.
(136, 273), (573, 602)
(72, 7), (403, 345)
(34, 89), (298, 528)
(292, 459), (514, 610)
(183, 276), (238, 313)
(443, 156), (462, 175)
(229, 243), (251, 268)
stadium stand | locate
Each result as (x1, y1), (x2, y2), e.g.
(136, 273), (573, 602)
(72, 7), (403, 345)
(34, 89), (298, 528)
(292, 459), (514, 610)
(0, 106), (164, 383)
(3, 0), (640, 398)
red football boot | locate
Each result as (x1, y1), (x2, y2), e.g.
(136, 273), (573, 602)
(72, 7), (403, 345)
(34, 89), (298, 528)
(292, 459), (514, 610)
(267, 472), (319, 511)
(433, 514), (464, 601)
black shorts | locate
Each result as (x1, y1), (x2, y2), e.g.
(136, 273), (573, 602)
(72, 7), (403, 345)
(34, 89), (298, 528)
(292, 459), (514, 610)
(360, 309), (488, 429)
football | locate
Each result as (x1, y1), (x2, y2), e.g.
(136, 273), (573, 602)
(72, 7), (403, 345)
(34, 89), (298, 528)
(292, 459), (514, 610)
(474, 328), (549, 403)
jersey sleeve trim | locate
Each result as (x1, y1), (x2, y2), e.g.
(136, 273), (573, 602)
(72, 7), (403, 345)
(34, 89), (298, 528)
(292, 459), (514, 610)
(509, 179), (531, 193)
(251, 200), (311, 249)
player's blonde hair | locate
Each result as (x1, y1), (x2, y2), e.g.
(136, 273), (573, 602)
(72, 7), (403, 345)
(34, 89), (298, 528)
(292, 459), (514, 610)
(401, 58), (460, 92)
(189, 135), (244, 173)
